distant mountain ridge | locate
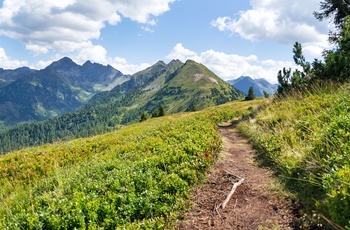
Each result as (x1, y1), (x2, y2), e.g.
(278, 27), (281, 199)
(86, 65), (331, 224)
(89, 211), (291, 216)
(46, 57), (129, 92)
(0, 57), (129, 129)
(0, 59), (244, 153)
(0, 67), (36, 88)
(227, 76), (278, 97)
(86, 59), (244, 122)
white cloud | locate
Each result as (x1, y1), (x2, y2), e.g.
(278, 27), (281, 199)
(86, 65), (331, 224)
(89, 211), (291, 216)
(166, 43), (197, 60)
(166, 43), (297, 84)
(211, 0), (331, 57)
(303, 45), (326, 60)
(0, 47), (28, 69)
(33, 60), (54, 70)
(108, 57), (151, 75)
(75, 43), (108, 64)
(0, 0), (174, 55)
(59, 43), (150, 75)
(115, 0), (175, 24)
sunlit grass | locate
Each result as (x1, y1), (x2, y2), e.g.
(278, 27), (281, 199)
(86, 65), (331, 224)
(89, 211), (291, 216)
(0, 99), (261, 229)
(238, 82), (350, 227)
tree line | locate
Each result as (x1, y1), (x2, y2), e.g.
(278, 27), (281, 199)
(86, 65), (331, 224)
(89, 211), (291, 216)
(140, 105), (166, 122)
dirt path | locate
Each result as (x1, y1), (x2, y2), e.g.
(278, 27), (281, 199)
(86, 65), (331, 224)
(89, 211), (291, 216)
(177, 122), (295, 229)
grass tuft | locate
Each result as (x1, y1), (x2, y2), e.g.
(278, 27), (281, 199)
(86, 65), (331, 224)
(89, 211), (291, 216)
(238, 82), (350, 228)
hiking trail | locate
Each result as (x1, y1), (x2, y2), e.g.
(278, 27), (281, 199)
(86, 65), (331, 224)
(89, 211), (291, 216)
(177, 122), (295, 229)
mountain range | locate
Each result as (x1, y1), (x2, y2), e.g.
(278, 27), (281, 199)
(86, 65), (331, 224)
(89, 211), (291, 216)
(0, 58), (129, 129)
(227, 76), (278, 97)
(0, 58), (244, 153)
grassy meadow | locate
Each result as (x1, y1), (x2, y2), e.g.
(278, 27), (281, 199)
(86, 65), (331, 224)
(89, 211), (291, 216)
(0, 100), (259, 229)
(238, 82), (350, 228)
(2, 82), (350, 229)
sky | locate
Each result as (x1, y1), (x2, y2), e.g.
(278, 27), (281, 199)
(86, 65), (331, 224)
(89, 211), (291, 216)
(0, 0), (333, 83)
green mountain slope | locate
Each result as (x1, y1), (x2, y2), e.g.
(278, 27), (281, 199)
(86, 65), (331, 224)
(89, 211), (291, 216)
(143, 60), (243, 113)
(1, 82), (349, 228)
(89, 59), (243, 117)
(0, 59), (243, 153)
(0, 99), (259, 229)
(0, 57), (129, 129)
(0, 69), (84, 125)
(0, 67), (36, 88)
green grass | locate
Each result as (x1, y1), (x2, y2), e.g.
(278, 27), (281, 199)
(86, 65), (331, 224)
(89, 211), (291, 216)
(238, 82), (350, 228)
(0, 99), (260, 229)
(4, 83), (349, 229)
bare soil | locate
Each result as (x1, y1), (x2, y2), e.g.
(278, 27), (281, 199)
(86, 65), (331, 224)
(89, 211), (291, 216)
(177, 122), (296, 229)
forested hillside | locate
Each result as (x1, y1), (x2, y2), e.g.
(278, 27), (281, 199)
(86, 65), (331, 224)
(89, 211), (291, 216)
(0, 57), (128, 129)
(0, 67), (36, 87)
(0, 59), (244, 154)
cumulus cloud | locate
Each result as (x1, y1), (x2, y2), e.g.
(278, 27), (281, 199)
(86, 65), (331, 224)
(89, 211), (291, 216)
(166, 43), (197, 60)
(211, 0), (331, 57)
(0, 0), (174, 55)
(0, 47), (28, 69)
(108, 57), (151, 75)
(72, 42), (151, 74)
(166, 43), (296, 83)
(115, 0), (175, 24)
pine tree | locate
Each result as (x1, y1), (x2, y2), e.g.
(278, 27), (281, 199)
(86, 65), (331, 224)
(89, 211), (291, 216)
(314, 0), (350, 27)
(245, 86), (255, 101)
(314, 0), (350, 43)
(140, 111), (149, 122)
(159, 105), (166, 116)
(152, 109), (159, 118)
(263, 91), (269, 98)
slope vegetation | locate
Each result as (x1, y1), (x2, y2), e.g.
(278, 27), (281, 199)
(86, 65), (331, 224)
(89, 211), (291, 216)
(0, 60), (244, 154)
(0, 57), (127, 129)
(0, 100), (257, 229)
(1, 82), (349, 228)
(238, 83), (350, 228)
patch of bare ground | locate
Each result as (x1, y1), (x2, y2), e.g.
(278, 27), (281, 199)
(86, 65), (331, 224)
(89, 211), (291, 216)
(177, 122), (296, 229)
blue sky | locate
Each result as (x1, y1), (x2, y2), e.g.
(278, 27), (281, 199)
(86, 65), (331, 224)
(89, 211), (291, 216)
(0, 0), (331, 83)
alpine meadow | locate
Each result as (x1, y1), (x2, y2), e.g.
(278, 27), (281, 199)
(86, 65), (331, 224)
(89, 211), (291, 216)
(1, 0), (350, 229)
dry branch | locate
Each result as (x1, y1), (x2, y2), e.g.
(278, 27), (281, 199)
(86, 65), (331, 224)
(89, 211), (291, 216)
(221, 178), (244, 209)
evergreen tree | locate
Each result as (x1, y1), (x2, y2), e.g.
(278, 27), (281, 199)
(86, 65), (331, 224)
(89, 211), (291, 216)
(277, 67), (292, 94)
(140, 111), (149, 122)
(152, 109), (159, 118)
(263, 91), (269, 98)
(323, 16), (350, 81)
(245, 86), (256, 101)
(314, 0), (350, 27)
(277, 42), (320, 94)
(159, 105), (166, 116)
(314, 0), (350, 43)
(152, 105), (166, 118)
